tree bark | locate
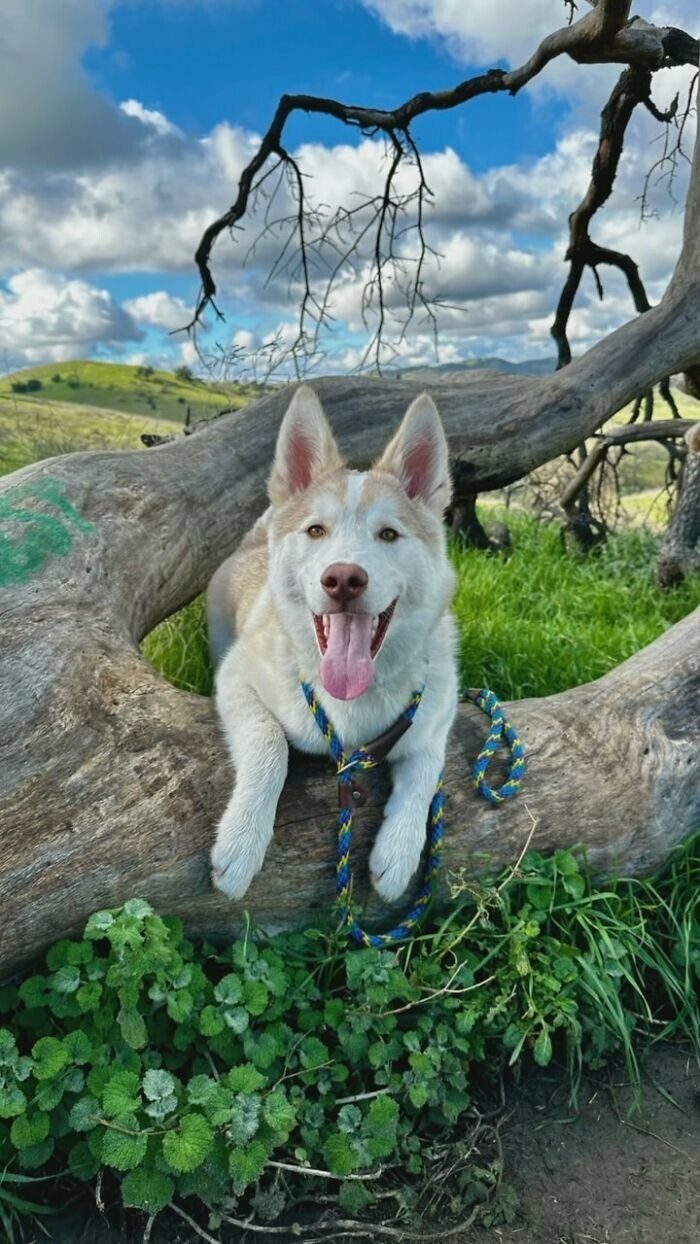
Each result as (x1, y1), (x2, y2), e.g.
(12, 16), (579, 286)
(657, 425), (700, 586)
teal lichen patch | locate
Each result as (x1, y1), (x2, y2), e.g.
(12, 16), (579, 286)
(0, 477), (95, 587)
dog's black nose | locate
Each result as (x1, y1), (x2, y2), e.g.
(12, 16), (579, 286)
(321, 563), (369, 607)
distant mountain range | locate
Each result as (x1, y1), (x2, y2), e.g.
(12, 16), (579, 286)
(396, 357), (556, 380)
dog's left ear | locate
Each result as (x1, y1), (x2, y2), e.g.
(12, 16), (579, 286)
(375, 393), (451, 515)
(269, 385), (344, 504)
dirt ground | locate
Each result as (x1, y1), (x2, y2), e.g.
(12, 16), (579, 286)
(469, 1043), (700, 1244)
(28, 1044), (700, 1244)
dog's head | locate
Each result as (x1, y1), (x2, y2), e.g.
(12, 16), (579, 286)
(267, 385), (455, 700)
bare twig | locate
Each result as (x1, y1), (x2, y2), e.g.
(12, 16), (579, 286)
(264, 1159), (381, 1181)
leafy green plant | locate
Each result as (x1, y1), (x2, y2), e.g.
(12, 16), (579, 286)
(0, 837), (698, 1235)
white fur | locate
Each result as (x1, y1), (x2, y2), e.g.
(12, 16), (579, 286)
(209, 388), (459, 903)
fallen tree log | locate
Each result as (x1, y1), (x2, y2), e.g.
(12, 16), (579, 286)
(0, 552), (697, 982)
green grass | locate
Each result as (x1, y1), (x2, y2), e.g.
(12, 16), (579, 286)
(0, 1172), (56, 1244)
(0, 360), (262, 426)
(142, 597), (213, 696)
(0, 394), (175, 477)
(142, 517), (700, 700)
(453, 517), (700, 698)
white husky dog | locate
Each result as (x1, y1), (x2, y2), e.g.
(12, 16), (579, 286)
(207, 385), (458, 903)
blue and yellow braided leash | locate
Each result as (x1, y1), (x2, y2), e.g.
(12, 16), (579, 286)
(301, 680), (525, 948)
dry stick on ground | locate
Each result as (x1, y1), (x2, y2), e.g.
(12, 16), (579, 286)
(1, 24), (700, 982)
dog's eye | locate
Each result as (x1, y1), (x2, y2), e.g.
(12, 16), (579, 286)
(306, 524), (326, 538)
(378, 527), (399, 543)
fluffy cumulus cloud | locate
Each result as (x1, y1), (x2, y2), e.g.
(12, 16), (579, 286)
(0, 123), (259, 277)
(0, 0), (697, 370)
(123, 291), (192, 331)
(361, 0), (560, 69)
(0, 270), (141, 364)
(361, 0), (699, 98)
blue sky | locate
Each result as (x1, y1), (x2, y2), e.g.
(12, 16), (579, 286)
(87, 1), (565, 169)
(0, 0), (696, 376)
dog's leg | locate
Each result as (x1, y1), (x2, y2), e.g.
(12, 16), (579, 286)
(211, 674), (289, 899)
(369, 743), (448, 902)
(206, 554), (237, 668)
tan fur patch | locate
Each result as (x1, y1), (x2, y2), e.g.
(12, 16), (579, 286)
(226, 516), (270, 633)
(362, 470), (443, 547)
(269, 469), (350, 538)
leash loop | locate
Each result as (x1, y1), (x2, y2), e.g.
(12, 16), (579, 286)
(467, 688), (526, 805)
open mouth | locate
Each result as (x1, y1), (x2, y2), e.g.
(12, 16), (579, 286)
(313, 600), (396, 660)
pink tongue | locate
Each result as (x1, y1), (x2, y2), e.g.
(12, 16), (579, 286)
(319, 613), (374, 700)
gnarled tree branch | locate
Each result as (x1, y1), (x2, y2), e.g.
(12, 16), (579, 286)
(189, 5), (698, 372)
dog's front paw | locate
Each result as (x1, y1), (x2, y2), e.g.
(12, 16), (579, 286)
(210, 814), (269, 900)
(369, 826), (423, 903)
(211, 848), (261, 900)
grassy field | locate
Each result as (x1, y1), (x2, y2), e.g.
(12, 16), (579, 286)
(0, 361), (265, 477)
(452, 518), (699, 697)
(0, 360), (262, 425)
(0, 394), (175, 477)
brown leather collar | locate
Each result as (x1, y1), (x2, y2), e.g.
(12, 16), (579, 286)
(337, 712), (414, 810)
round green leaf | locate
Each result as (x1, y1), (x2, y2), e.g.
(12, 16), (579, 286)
(101, 1115), (148, 1171)
(102, 1070), (141, 1119)
(31, 1036), (69, 1081)
(10, 1110), (50, 1150)
(122, 1168), (175, 1214)
(162, 1113), (214, 1173)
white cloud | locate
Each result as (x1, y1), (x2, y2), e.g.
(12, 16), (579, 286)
(361, 1), (699, 88)
(120, 99), (184, 138)
(361, 0), (559, 70)
(0, 270), (141, 364)
(124, 291), (191, 330)
(0, 123), (259, 276)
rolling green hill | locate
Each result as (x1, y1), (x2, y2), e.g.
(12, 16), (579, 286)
(0, 395), (177, 477)
(0, 360), (264, 425)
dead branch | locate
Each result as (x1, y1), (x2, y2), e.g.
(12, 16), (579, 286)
(189, 6), (698, 372)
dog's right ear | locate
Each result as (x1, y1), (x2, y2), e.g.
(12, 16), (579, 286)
(269, 386), (343, 504)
